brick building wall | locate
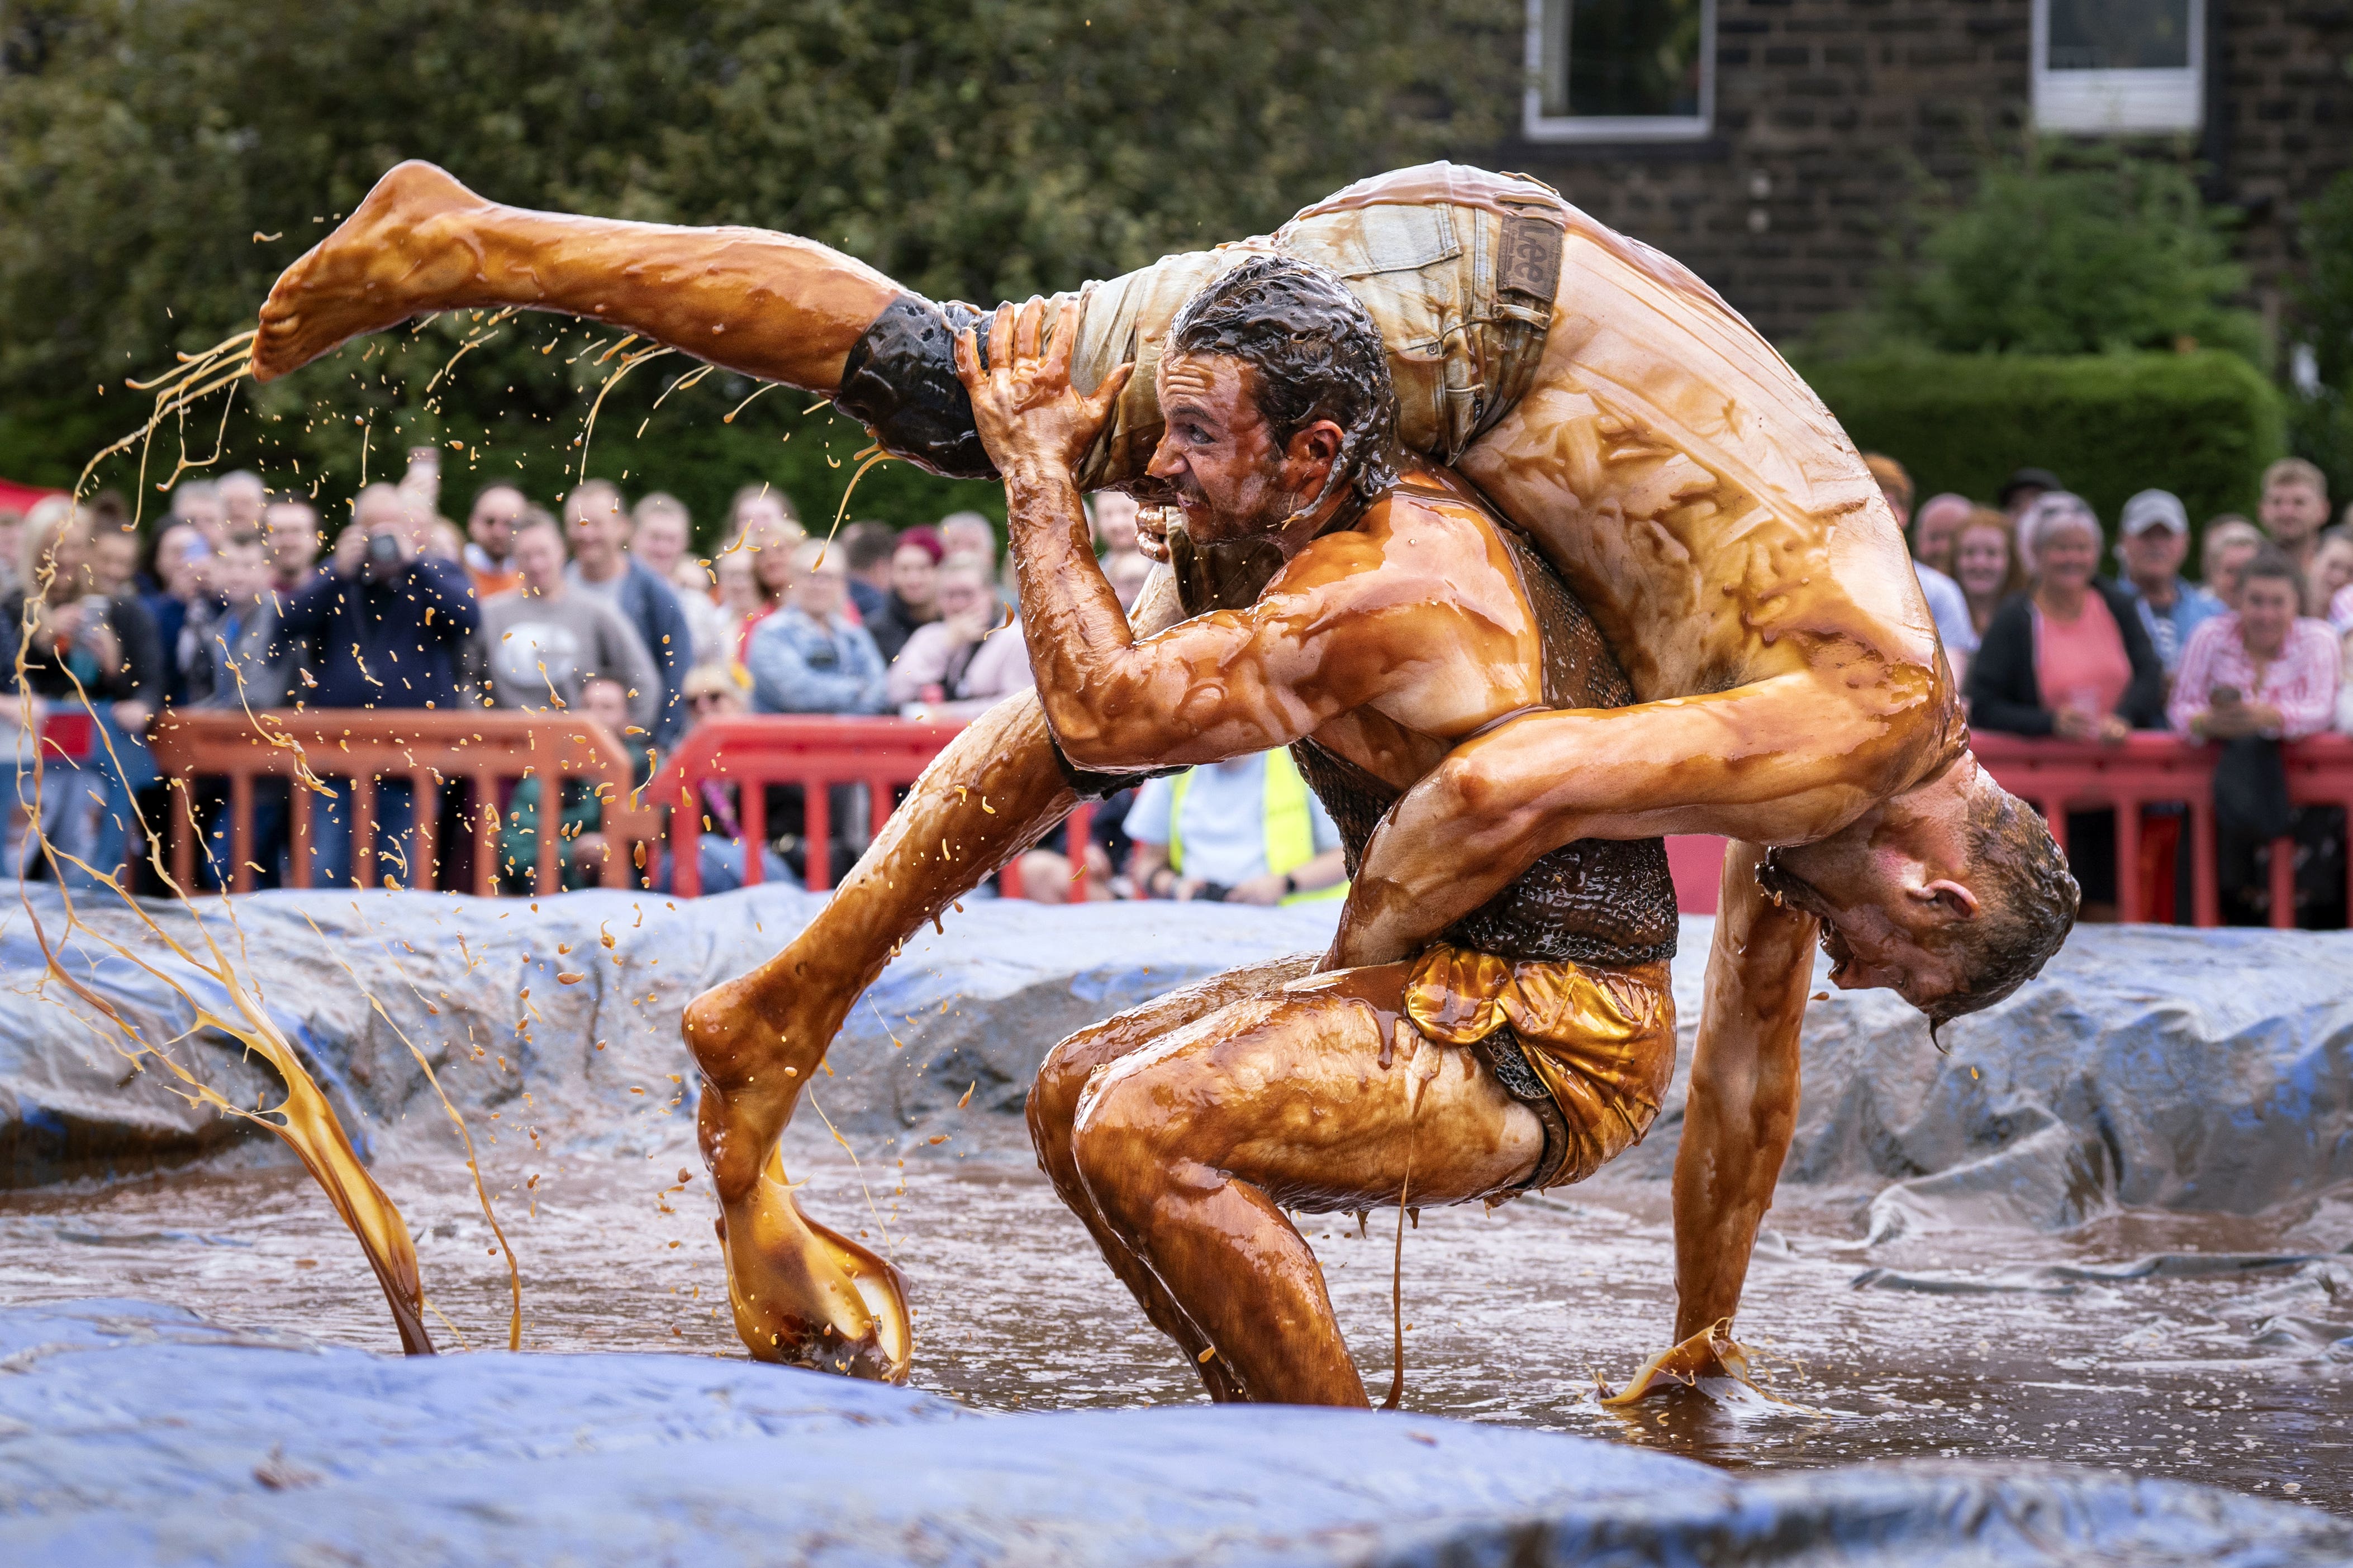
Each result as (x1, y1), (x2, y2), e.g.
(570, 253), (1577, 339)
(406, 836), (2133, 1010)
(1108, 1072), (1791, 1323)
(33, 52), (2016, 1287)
(1481, 0), (2353, 347)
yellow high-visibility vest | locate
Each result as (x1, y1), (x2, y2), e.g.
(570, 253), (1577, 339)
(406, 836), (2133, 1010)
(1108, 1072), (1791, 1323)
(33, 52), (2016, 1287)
(1167, 749), (1345, 905)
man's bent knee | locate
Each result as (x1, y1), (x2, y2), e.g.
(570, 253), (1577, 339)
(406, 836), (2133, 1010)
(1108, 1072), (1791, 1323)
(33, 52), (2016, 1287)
(1068, 1075), (1204, 1236)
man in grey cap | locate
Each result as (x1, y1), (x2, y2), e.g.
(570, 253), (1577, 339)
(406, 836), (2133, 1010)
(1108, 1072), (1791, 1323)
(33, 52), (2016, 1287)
(2116, 488), (2225, 682)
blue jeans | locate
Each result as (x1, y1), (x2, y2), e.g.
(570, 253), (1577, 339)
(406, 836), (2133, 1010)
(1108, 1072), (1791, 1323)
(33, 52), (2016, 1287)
(8, 711), (155, 889)
(656, 837), (799, 894)
(304, 779), (417, 889)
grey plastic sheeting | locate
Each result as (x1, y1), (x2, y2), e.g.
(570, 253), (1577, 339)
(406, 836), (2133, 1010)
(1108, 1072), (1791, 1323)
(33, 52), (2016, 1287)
(5, 884), (2353, 1245)
(1, 1298), (2344, 1568)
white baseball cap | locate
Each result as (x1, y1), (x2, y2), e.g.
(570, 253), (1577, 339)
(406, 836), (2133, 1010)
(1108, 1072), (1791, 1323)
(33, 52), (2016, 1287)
(2120, 489), (2188, 536)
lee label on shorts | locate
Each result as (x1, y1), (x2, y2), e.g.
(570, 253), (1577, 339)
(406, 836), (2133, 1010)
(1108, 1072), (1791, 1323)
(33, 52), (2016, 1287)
(1498, 216), (1563, 304)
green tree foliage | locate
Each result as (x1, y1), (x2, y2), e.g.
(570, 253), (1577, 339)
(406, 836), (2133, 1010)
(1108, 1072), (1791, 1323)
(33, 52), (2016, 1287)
(1805, 350), (2283, 555)
(2289, 167), (2353, 504)
(0, 0), (1514, 537)
(1833, 140), (2263, 366)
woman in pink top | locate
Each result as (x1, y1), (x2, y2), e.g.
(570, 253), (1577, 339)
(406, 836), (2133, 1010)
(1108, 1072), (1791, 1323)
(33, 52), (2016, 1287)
(2169, 546), (2346, 926)
(1964, 494), (2165, 739)
(2170, 547), (2341, 741)
(1962, 493), (2167, 918)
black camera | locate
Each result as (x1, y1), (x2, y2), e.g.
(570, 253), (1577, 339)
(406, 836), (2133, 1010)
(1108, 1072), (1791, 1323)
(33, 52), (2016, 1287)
(363, 531), (403, 575)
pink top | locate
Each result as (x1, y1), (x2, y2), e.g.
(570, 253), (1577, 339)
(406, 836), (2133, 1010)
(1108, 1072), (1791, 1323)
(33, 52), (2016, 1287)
(2033, 592), (2132, 722)
(2331, 582), (2353, 635)
(2167, 613), (2343, 740)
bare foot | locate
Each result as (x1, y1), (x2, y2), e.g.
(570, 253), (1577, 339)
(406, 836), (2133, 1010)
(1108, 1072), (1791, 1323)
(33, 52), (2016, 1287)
(250, 160), (491, 382)
(686, 964), (909, 1371)
(1599, 1321), (1747, 1405)
(716, 1151), (910, 1379)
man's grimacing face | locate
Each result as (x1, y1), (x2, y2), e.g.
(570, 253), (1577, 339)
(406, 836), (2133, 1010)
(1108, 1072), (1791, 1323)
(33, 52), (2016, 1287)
(1752, 760), (1994, 1014)
(1145, 354), (1334, 544)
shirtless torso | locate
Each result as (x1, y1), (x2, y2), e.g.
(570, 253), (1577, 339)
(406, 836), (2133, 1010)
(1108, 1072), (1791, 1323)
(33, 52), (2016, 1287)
(246, 160), (2071, 1384)
(954, 274), (1680, 1401)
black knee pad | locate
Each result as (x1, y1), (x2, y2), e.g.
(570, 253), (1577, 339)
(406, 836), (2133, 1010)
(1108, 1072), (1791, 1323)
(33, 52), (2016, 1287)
(832, 294), (996, 480)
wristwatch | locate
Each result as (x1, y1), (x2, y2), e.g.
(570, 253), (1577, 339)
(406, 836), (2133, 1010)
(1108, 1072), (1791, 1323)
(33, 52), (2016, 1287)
(1281, 872), (1299, 896)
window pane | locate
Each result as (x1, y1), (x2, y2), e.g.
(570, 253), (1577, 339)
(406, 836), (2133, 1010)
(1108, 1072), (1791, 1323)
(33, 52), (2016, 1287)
(2046, 0), (2192, 72)
(1540, 0), (1705, 119)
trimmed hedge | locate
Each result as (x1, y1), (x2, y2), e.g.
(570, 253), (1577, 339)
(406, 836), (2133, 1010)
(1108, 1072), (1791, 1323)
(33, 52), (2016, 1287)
(1801, 350), (2285, 554)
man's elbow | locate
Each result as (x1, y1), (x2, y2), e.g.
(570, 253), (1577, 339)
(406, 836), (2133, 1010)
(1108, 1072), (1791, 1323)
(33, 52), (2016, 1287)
(1425, 751), (1549, 849)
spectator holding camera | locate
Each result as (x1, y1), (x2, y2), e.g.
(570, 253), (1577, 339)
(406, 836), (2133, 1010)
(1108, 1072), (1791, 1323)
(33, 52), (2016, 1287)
(278, 484), (479, 884)
(2170, 547), (2340, 745)
(2171, 546), (2344, 925)
(2, 497), (165, 880)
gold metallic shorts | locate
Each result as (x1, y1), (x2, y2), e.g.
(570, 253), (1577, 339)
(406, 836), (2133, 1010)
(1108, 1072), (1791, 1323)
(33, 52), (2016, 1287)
(1403, 941), (1676, 1192)
(1067, 164), (1568, 490)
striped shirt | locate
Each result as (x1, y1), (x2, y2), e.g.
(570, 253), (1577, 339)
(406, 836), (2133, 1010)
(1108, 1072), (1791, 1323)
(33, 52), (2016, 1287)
(2167, 613), (2342, 740)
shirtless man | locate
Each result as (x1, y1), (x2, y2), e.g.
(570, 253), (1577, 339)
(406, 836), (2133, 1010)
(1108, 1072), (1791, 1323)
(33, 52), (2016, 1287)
(247, 159), (2075, 1382)
(969, 260), (1690, 1402)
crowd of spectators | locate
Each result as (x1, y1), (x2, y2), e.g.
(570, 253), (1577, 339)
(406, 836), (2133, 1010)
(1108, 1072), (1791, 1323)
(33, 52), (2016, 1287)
(8, 441), (2352, 924)
(0, 452), (1171, 896)
(1883, 451), (2353, 926)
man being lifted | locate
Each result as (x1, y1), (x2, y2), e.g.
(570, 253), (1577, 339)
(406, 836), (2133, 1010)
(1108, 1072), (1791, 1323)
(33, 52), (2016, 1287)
(248, 160), (2076, 1383)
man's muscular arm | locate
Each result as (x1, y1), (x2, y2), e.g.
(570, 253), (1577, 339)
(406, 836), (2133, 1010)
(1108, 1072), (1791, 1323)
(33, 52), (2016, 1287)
(1599, 841), (1814, 1400)
(954, 297), (1406, 771)
(1330, 665), (1934, 968)
(1674, 842), (1813, 1339)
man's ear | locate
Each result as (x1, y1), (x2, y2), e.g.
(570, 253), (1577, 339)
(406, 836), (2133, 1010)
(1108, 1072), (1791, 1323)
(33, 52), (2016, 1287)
(1285, 420), (1345, 479)
(1914, 878), (1980, 921)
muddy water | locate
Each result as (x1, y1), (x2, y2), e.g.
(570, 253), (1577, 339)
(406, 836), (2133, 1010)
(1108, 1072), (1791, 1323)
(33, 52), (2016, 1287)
(4, 1124), (2349, 1513)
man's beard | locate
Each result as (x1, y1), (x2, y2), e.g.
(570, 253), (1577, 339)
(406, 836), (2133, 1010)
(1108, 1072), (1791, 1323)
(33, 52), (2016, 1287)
(1757, 849), (1856, 974)
(1753, 848), (1826, 916)
(1167, 469), (1310, 542)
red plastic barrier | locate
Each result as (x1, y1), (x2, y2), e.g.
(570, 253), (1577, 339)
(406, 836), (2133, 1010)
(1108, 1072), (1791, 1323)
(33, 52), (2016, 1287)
(1972, 731), (2353, 928)
(149, 709), (660, 895)
(297, 713), (2349, 928)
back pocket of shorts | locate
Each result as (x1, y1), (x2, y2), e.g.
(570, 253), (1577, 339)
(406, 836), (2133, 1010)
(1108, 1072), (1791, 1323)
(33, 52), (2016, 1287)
(1313, 204), (1460, 279)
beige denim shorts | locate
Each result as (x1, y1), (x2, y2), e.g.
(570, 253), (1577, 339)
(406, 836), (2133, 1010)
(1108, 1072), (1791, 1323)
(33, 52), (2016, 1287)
(1059, 163), (1569, 490)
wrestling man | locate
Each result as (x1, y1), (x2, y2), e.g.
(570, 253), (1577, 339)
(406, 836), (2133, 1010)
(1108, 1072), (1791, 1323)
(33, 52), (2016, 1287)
(248, 160), (2076, 1382)
(967, 260), (1693, 1402)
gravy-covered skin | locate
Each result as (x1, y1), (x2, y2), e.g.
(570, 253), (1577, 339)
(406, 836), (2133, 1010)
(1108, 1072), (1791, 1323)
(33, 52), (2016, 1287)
(961, 275), (1678, 1403)
(249, 161), (2066, 1385)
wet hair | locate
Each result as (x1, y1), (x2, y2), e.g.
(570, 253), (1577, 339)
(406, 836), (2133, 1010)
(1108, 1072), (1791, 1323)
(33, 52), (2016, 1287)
(1923, 784), (2079, 1030)
(1168, 254), (1399, 511)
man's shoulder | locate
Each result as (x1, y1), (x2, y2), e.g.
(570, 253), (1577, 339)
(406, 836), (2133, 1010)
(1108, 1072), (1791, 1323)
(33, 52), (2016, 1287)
(1290, 479), (1508, 594)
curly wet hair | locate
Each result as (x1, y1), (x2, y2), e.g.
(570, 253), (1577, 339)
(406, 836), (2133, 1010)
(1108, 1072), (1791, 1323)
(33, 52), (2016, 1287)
(1924, 784), (2080, 1031)
(1168, 254), (1399, 512)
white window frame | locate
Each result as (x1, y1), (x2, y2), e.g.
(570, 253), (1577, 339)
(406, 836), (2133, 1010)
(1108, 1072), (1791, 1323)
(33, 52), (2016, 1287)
(2032, 0), (2204, 135)
(1522, 0), (1715, 144)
